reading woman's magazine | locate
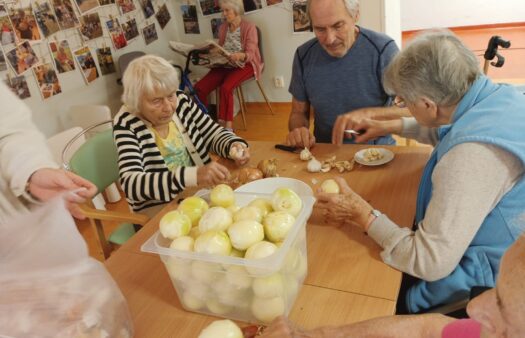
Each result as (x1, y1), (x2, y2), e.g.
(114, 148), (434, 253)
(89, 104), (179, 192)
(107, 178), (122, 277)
(169, 40), (243, 68)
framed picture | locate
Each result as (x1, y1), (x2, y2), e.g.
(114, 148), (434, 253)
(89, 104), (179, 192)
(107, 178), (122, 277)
(33, 63), (62, 99)
(116, 0), (135, 15)
(1, 3), (16, 45)
(292, 0), (311, 33)
(106, 18), (127, 49)
(155, 4), (171, 29)
(198, 0), (220, 16)
(210, 18), (224, 39)
(95, 46), (115, 75)
(73, 45), (99, 83)
(139, 0), (155, 18)
(121, 17), (138, 41)
(73, 0), (100, 15)
(79, 12), (103, 41)
(5, 74), (31, 99)
(51, 0), (80, 30)
(181, 4), (199, 34)
(49, 39), (75, 73)
(142, 22), (157, 45)
(9, 6), (42, 42)
(5, 41), (39, 74)
(32, 1), (60, 38)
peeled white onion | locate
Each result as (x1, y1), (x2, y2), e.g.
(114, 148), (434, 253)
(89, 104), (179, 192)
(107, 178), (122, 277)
(169, 236), (194, 251)
(271, 188), (302, 217)
(210, 184), (235, 208)
(251, 296), (285, 323)
(206, 298), (232, 315)
(320, 179), (340, 194)
(191, 261), (217, 284)
(225, 265), (252, 289)
(198, 319), (243, 338)
(227, 220), (264, 251)
(263, 211), (295, 243)
(182, 291), (205, 310)
(233, 206), (263, 223)
(159, 210), (192, 240)
(248, 198), (273, 217)
(252, 273), (284, 298)
(244, 241), (279, 275)
(198, 207), (233, 233)
(177, 196), (209, 226)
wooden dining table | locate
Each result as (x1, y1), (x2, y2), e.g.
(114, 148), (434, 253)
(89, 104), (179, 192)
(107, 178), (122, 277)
(105, 141), (432, 337)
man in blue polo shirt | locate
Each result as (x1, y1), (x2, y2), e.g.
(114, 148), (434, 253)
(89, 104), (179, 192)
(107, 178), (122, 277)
(286, 0), (409, 148)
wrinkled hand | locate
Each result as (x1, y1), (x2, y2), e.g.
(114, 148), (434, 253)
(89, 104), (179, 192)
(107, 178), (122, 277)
(332, 109), (372, 145)
(315, 177), (373, 231)
(260, 316), (312, 337)
(28, 168), (98, 220)
(350, 118), (402, 144)
(229, 142), (250, 166)
(197, 161), (230, 186)
(286, 127), (315, 149)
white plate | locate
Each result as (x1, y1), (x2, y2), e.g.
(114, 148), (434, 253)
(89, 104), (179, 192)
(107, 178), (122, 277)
(235, 177), (314, 196)
(354, 148), (395, 166)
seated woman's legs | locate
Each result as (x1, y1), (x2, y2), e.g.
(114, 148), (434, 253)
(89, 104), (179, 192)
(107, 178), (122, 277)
(194, 68), (228, 124)
(218, 64), (254, 129)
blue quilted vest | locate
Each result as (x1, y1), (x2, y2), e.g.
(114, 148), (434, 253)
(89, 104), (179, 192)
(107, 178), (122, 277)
(405, 76), (525, 313)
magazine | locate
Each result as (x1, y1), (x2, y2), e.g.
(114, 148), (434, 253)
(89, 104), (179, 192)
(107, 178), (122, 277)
(169, 40), (243, 68)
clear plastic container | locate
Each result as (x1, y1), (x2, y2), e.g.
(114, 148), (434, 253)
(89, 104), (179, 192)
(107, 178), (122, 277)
(141, 191), (315, 324)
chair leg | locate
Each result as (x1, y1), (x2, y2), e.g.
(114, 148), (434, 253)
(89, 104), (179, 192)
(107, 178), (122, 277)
(238, 85), (248, 113)
(236, 87), (247, 130)
(89, 217), (112, 259)
(256, 79), (275, 115)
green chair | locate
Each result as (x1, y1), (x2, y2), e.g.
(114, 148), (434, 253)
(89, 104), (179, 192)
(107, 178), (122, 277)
(63, 121), (149, 259)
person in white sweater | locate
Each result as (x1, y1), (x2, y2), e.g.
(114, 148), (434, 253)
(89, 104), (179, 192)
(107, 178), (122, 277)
(0, 82), (97, 223)
(320, 30), (525, 313)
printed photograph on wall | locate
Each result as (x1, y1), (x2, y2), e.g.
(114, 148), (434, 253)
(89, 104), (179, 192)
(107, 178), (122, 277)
(106, 17), (127, 49)
(49, 39), (75, 73)
(243, 0), (262, 14)
(155, 4), (171, 29)
(5, 74), (31, 99)
(79, 12), (102, 41)
(52, 0), (79, 30)
(33, 63), (62, 99)
(265, 0), (283, 6)
(9, 7), (42, 42)
(181, 4), (199, 34)
(1, 3), (16, 45)
(121, 17), (138, 41)
(198, 0), (220, 16)
(73, 0), (100, 14)
(98, 0), (115, 6)
(210, 18), (224, 39)
(0, 47), (6, 70)
(32, 1), (60, 38)
(5, 41), (39, 74)
(73, 46), (98, 83)
(292, 0), (310, 33)
(116, 0), (135, 14)
(142, 22), (157, 45)
(139, 0), (154, 18)
(95, 46), (115, 75)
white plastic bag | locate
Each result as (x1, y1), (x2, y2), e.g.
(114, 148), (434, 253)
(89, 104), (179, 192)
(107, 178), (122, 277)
(0, 196), (133, 338)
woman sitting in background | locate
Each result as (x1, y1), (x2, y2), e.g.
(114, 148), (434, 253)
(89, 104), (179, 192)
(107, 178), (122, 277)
(194, 0), (262, 131)
(113, 55), (250, 216)
(316, 30), (525, 313)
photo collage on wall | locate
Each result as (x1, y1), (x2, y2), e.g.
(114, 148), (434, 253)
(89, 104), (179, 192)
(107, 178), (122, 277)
(0, 0), (177, 100)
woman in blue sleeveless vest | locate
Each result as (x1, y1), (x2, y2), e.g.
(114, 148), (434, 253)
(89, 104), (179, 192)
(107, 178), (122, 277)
(316, 30), (525, 313)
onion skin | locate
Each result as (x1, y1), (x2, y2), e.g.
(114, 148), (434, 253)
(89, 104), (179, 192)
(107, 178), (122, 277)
(238, 168), (263, 184)
(257, 159), (278, 178)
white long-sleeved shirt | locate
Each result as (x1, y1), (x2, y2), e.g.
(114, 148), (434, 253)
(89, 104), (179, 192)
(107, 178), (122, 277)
(0, 83), (58, 223)
(367, 117), (524, 281)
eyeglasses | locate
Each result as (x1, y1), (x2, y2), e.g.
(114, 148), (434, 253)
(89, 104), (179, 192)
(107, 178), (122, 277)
(393, 96), (406, 108)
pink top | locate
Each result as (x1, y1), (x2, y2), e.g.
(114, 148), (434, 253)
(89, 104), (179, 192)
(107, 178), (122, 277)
(442, 319), (482, 338)
(218, 20), (263, 80)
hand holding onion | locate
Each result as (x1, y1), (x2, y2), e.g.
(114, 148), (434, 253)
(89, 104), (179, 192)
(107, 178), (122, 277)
(229, 142), (251, 166)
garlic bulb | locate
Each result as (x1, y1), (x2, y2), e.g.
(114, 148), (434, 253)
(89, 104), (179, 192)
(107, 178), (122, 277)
(307, 157), (321, 172)
(299, 148), (312, 161)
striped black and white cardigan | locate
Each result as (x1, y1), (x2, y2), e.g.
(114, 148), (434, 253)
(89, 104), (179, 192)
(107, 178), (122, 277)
(113, 91), (248, 212)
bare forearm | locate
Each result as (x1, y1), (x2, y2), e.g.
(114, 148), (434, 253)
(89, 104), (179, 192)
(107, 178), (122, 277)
(302, 314), (453, 338)
(288, 99), (310, 131)
(364, 106), (411, 120)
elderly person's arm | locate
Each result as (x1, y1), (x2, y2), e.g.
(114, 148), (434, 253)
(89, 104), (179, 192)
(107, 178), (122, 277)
(286, 98), (315, 149)
(261, 315), (454, 338)
(317, 144), (523, 281)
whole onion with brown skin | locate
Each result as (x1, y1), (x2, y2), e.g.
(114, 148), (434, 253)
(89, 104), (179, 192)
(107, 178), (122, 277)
(238, 167), (263, 184)
(257, 159), (278, 178)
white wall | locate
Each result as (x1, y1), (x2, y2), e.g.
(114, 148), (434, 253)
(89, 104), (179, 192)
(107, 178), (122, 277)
(401, 0), (525, 31)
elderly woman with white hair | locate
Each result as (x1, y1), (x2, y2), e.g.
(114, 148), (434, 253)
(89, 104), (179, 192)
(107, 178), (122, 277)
(113, 55), (250, 216)
(194, 0), (262, 131)
(316, 30), (525, 313)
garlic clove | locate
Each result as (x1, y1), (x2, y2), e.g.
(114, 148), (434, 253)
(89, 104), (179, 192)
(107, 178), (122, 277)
(300, 148), (313, 161)
(307, 157), (321, 172)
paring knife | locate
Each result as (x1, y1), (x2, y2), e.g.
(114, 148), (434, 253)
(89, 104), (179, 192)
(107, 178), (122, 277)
(275, 144), (302, 153)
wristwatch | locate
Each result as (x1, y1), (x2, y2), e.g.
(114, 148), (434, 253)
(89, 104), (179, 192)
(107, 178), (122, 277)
(365, 209), (382, 232)
(370, 209), (382, 219)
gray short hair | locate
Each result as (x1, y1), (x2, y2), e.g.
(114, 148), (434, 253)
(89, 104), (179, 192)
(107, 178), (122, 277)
(307, 0), (359, 20)
(383, 29), (481, 106)
(219, 0), (244, 15)
(121, 55), (180, 113)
